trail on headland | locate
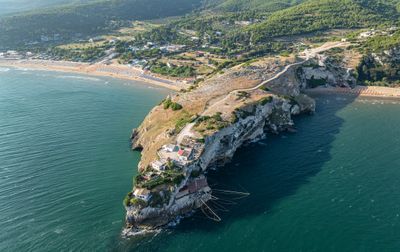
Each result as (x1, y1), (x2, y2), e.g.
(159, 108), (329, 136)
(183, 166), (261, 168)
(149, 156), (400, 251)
(177, 42), (352, 145)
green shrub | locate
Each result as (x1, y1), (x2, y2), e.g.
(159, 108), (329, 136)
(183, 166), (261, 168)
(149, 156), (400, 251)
(230, 113), (239, 123)
(166, 159), (175, 169)
(259, 96), (273, 105)
(130, 198), (147, 207)
(141, 171), (185, 190)
(163, 98), (173, 109)
(134, 174), (145, 186)
(280, 51), (290, 57)
(175, 113), (193, 132)
(196, 138), (205, 143)
(170, 102), (183, 111)
(163, 98), (183, 111)
(236, 91), (250, 99)
(141, 176), (166, 190)
(123, 195), (130, 207)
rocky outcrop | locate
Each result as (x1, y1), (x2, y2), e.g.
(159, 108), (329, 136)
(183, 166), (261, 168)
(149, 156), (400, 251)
(125, 94), (315, 231)
(298, 55), (357, 88)
(373, 46), (400, 65)
(123, 46), (353, 233)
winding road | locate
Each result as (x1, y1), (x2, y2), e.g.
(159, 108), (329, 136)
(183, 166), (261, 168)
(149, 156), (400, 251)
(176, 41), (350, 144)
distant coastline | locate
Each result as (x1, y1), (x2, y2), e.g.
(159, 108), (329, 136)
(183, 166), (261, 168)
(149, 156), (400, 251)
(0, 59), (187, 91)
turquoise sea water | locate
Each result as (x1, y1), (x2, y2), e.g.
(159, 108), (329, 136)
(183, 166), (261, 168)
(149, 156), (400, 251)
(1, 68), (400, 251)
(0, 68), (168, 251)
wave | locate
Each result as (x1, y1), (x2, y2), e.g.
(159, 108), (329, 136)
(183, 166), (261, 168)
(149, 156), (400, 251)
(54, 228), (64, 234)
(15, 67), (29, 71)
(56, 75), (101, 82)
(122, 227), (161, 237)
(0, 67), (10, 72)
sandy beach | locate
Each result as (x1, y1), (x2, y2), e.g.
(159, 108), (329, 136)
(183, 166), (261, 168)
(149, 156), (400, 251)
(0, 59), (187, 91)
(305, 85), (400, 99)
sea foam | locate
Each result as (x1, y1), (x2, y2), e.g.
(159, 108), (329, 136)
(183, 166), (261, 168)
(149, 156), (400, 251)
(56, 75), (101, 82)
(0, 67), (10, 72)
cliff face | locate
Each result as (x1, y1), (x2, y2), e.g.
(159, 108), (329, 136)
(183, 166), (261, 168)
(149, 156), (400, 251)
(372, 46), (400, 65)
(197, 95), (315, 170)
(299, 55), (357, 88)
(126, 94), (315, 230)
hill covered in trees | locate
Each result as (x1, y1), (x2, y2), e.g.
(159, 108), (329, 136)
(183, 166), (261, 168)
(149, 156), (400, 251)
(0, 0), (203, 48)
(209, 0), (305, 12)
(1, 0), (400, 50)
(0, 0), (95, 16)
(247, 0), (400, 43)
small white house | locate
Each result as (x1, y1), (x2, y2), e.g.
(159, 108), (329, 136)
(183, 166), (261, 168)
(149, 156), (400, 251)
(163, 144), (179, 152)
(151, 160), (166, 171)
(134, 188), (151, 201)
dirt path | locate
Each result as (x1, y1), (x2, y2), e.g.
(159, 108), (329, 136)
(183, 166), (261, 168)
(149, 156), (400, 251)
(175, 41), (350, 143)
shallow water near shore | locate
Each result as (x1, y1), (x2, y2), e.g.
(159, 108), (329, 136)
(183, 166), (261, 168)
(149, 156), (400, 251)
(1, 69), (400, 251)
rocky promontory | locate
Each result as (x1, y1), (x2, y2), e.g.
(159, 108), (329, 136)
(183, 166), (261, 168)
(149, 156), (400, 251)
(123, 42), (353, 233)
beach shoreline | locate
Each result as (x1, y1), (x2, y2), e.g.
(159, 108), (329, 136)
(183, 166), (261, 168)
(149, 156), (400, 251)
(305, 86), (400, 99)
(2, 59), (400, 99)
(0, 59), (187, 91)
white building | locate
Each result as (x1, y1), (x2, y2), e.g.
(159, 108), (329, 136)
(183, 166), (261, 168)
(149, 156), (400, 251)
(359, 30), (376, 39)
(134, 188), (151, 201)
(163, 144), (179, 152)
(151, 160), (166, 172)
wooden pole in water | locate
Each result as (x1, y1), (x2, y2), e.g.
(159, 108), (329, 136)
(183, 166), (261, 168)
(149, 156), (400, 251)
(201, 199), (221, 222)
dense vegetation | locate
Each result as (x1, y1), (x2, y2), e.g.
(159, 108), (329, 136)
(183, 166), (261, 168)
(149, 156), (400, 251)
(248, 0), (399, 43)
(360, 30), (400, 53)
(0, 0), (94, 16)
(215, 0), (304, 12)
(0, 0), (203, 49)
(163, 98), (183, 111)
(47, 45), (109, 62)
(151, 63), (196, 78)
(356, 30), (400, 86)
(112, 0), (400, 60)
(357, 55), (400, 86)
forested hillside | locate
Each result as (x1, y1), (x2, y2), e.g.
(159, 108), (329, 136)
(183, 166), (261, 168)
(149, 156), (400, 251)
(0, 0), (95, 16)
(0, 0), (203, 48)
(212, 0), (304, 12)
(1, 0), (400, 50)
(248, 0), (400, 42)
